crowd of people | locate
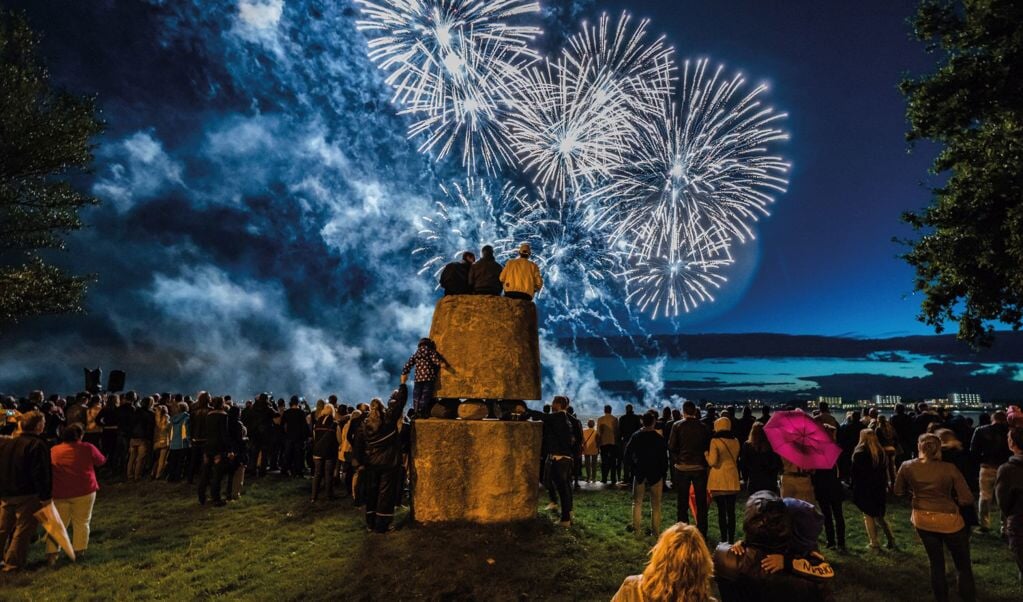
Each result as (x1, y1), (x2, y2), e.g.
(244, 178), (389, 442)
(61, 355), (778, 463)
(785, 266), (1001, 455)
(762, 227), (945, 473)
(0, 380), (413, 572)
(4, 387), (1023, 601)
(533, 399), (1023, 602)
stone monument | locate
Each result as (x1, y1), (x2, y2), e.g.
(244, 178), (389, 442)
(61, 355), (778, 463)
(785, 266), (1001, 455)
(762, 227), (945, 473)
(411, 295), (543, 523)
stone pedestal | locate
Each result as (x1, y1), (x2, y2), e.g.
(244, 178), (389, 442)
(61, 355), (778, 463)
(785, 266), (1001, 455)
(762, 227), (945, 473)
(412, 419), (542, 523)
(429, 295), (541, 401)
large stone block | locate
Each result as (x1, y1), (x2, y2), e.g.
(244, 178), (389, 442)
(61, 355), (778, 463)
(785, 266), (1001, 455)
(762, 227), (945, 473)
(429, 295), (541, 401)
(411, 419), (542, 523)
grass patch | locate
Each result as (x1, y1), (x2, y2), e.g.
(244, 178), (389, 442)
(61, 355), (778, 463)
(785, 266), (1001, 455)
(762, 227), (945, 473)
(1, 477), (1019, 600)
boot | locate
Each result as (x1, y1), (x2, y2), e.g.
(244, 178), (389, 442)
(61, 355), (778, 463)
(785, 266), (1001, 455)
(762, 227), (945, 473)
(863, 516), (881, 550)
(879, 516), (896, 549)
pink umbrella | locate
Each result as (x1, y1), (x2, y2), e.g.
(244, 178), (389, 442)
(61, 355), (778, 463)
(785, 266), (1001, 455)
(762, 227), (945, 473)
(763, 410), (842, 471)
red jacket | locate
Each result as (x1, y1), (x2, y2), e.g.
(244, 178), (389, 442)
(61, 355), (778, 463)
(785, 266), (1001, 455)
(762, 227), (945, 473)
(50, 441), (106, 499)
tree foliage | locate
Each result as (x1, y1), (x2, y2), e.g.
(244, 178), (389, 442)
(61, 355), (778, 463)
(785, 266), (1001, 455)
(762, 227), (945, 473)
(0, 10), (102, 326)
(900, 0), (1023, 347)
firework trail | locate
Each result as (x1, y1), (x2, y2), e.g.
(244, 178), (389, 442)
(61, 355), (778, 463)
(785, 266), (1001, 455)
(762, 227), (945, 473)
(355, 0), (541, 173)
(413, 177), (523, 279)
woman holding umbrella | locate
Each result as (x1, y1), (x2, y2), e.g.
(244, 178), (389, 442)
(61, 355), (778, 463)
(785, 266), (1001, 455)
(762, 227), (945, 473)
(895, 433), (975, 602)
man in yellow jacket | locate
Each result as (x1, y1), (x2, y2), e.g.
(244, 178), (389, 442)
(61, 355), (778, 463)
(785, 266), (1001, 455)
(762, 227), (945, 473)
(500, 243), (543, 301)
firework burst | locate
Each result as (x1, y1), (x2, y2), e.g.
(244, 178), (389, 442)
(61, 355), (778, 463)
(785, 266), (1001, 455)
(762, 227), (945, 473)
(356, 0), (541, 173)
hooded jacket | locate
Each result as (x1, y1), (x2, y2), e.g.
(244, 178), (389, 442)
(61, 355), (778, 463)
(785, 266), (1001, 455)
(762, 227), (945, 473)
(169, 412), (190, 450)
(353, 385), (407, 468)
(500, 256), (543, 297)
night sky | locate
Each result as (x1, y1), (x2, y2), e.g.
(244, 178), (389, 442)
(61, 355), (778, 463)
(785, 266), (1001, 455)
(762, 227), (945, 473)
(2, 0), (1018, 409)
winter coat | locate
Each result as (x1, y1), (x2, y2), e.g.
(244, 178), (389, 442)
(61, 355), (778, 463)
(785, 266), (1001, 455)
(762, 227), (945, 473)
(707, 434), (741, 494)
(624, 429), (668, 486)
(228, 416), (248, 464)
(170, 412), (190, 450)
(996, 455), (1023, 519)
(499, 256), (543, 297)
(353, 385), (408, 468)
(618, 411), (641, 445)
(851, 449), (887, 517)
(741, 443), (782, 494)
(130, 409), (156, 441)
(312, 416), (339, 458)
(668, 418), (711, 470)
(970, 422), (1010, 467)
(468, 256), (503, 295)
(204, 411), (230, 456)
(811, 465), (844, 504)
(439, 260), (471, 295)
(0, 433), (52, 499)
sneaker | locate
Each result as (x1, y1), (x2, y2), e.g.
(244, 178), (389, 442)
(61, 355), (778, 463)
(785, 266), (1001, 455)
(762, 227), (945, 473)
(545, 502), (558, 511)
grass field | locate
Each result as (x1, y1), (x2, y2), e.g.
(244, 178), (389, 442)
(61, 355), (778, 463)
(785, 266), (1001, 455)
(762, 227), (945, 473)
(1, 474), (1020, 601)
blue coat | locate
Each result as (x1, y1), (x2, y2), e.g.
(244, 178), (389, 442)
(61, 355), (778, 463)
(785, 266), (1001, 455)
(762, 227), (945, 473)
(170, 412), (190, 450)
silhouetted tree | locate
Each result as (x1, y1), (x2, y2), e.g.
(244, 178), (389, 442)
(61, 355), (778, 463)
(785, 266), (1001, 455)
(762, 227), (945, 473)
(0, 10), (102, 326)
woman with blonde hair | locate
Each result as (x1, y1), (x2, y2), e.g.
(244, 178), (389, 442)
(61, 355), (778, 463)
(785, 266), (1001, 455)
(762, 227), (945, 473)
(612, 522), (716, 601)
(311, 403), (339, 502)
(852, 428), (894, 550)
(895, 433), (976, 602)
(151, 405), (171, 479)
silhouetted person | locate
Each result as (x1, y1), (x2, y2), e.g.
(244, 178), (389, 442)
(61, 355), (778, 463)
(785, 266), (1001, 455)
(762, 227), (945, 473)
(197, 396), (230, 507)
(619, 404), (641, 484)
(439, 251), (475, 295)
(468, 245), (503, 295)
(500, 242), (543, 301)
(669, 401), (712, 538)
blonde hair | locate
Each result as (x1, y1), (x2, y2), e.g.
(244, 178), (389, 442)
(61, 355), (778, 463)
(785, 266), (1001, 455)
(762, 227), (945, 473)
(934, 428), (962, 450)
(318, 404), (336, 419)
(918, 433), (942, 461)
(640, 523), (714, 602)
(855, 428), (883, 466)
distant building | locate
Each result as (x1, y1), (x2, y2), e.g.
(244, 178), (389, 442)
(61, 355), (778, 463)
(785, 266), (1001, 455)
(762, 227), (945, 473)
(873, 395), (901, 408)
(809, 396), (842, 410)
(948, 392), (981, 406)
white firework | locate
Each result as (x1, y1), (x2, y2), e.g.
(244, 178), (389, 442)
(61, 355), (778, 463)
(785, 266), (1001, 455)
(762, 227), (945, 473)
(505, 13), (674, 199)
(413, 177), (523, 278)
(356, 0), (541, 173)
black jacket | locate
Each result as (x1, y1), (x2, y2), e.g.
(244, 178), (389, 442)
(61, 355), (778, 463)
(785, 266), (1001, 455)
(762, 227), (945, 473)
(668, 418), (711, 469)
(468, 256), (503, 295)
(354, 385), (407, 468)
(204, 411), (230, 456)
(624, 429), (668, 485)
(0, 433), (52, 499)
(312, 416), (339, 458)
(619, 412), (641, 445)
(532, 410), (582, 458)
(190, 402), (210, 442)
(116, 403), (135, 434)
(970, 423), (1010, 467)
(131, 409), (156, 441)
(282, 407), (309, 441)
(439, 261), (471, 295)
(996, 455), (1023, 519)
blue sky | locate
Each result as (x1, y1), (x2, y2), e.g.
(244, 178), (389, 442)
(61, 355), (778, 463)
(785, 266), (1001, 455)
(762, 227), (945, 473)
(3, 0), (1013, 409)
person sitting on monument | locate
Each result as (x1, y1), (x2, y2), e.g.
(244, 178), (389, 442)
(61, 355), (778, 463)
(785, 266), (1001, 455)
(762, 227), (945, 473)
(400, 338), (444, 419)
(439, 251), (475, 296)
(468, 245), (503, 295)
(500, 242), (543, 301)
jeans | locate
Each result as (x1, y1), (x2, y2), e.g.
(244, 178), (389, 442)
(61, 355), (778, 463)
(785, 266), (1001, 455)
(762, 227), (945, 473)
(312, 457), (337, 500)
(127, 438), (151, 481)
(166, 448), (188, 481)
(0, 494), (42, 569)
(283, 438), (305, 476)
(1007, 515), (1023, 578)
(916, 527), (975, 602)
(584, 454), (597, 482)
(978, 465), (998, 530)
(600, 445), (620, 483)
(547, 457), (574, 522)
(632, 478), (663, 534)
(674, 468), (709, 537)
(412, 381), (436, 417)
(819, 497), (846, 547)
(187, 441), (206, 483)
(715, 494), (738, 543)
(151, 447), (169, 479)
(46, 492), (96, 555)
(504, 291), (532, 301)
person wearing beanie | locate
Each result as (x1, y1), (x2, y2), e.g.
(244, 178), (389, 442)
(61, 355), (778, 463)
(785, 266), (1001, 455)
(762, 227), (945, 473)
(707, 416), (742, 542)
(499, 242), (543, 301)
